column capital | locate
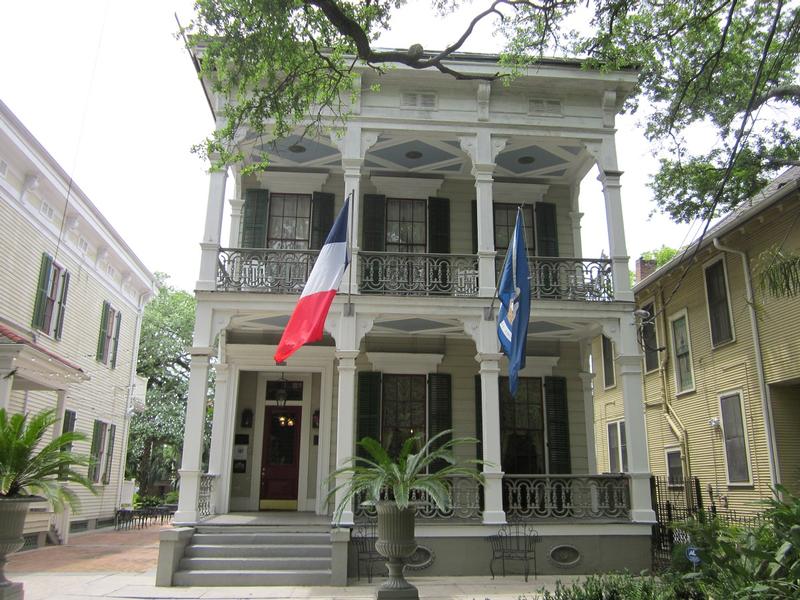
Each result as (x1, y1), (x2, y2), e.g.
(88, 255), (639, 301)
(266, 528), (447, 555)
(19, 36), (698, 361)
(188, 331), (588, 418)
(617, 354), (644, 373)
(578, 371), (596, 384)
(215, 362), (230, 380)
(228, 197), (244, 210)
(569, 211), (584, 224)
(476, 353), (503, 371)
(471, 163), (496, 181)
(335, 350), (360, 364)
(597, 169), (624, 187)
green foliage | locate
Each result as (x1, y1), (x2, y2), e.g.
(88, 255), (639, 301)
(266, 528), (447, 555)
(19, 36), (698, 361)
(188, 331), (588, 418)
(537, 572), (691, 600)
(672, 487), (800, 599)
(325, 429), (483, 523)
(164, 490), (179, 504)
(126, 274), (210, 492)
(0, 408), (95, 511)
(642, 246), (681, 268)
(756, 245), (800, 298)
(134, 494), (165, 509)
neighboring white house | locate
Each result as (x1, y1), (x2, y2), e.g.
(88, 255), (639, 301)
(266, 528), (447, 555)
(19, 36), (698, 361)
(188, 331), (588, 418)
(0, 99), (156, 546)
(161, 52), (655, 585)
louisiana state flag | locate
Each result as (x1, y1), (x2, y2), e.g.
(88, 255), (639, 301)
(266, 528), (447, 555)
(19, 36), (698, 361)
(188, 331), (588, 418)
(497, 207), (530, 396)
(274, 198), (350, 363)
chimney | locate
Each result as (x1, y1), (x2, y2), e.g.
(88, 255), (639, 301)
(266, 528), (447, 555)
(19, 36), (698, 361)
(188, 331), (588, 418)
(635, 257), (657, 284)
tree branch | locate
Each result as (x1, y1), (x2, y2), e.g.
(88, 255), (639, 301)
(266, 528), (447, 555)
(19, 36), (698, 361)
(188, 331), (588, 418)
(753, 84), (800, 109)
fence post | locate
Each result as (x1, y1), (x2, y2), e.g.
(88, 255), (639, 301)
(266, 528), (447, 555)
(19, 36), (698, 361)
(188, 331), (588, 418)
(694, 477), (705, 523)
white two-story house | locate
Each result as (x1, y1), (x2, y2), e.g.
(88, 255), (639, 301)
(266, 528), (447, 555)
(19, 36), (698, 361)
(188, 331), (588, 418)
(0, 99), (156, 545)
(160, 52), (655, 586)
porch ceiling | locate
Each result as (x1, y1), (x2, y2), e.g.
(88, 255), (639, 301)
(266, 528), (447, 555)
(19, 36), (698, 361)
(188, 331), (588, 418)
(242, 132), (591, 183)
(229, 312), (601, 342)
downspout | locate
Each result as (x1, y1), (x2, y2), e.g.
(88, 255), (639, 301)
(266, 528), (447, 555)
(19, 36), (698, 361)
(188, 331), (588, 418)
(656, 284), (692, 477)
(712, 237), (780, 490)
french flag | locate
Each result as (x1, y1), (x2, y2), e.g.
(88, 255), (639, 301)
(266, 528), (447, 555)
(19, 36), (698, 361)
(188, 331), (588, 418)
(274, 197), (350, 363)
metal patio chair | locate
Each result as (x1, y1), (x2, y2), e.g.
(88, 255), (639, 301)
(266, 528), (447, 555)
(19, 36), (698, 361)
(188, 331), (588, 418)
(488, 523), (541, 582)
(352, 521), (384, 582)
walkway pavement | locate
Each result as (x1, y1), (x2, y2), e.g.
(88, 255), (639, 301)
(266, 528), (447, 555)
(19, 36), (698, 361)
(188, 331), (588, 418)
(7, 524), (574, 599)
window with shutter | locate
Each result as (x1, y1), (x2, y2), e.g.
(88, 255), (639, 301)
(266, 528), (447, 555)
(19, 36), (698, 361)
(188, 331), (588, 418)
(97, 301), (119, 365)
(427, 197), (450, 254)
(499, 377), (546, 474)
(666, 449), (683, 485)
(89, 420), (107, 483)
(535, 202), (558, 257)
(642, 302), (659, 373)
(32, 253), (70, 338)
(704, 259), (734, 346)
(110, 312), (122, 369)
(494, 204), (534, 254)
(669, 312), (694, 393)
(362, 194), (386, 252)
(267, 193), (312, 249)
(310, 192), (335, 250)
(545, 376), (571, 474)
(382, 374), (426, 458)
(241, 189), (269, 247)
(602, 335), (616, 389)
(428, 373), (452, 472)
(606, 420), (627, 473)
(474, 374), (483, 462)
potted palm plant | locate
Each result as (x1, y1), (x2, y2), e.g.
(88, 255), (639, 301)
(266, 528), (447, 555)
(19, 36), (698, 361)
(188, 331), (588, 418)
(327, 430), (484, 599)
(0, 408), (94, 590)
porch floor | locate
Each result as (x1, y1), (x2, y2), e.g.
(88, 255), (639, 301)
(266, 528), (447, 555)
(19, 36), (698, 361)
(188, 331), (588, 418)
(202, 511), (331, 527)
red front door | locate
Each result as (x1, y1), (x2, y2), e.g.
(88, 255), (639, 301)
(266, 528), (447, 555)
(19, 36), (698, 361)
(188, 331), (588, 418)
(260, 405), (302, 510)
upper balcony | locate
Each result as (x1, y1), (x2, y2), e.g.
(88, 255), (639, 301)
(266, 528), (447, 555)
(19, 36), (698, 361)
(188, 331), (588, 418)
(217, 247), (613, 301)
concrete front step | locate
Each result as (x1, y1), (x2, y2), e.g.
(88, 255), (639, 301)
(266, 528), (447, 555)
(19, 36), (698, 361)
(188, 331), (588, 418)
(173, 569), (332, 587)
(196, 524), (330, 534)
(190, 531), (329, 545)
(180, 556), (331, 571)
(186, 543), (331, 558)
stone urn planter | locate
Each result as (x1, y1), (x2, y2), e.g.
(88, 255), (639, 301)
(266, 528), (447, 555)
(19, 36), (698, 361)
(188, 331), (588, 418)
(0, 497), (40, 599)
(326, 430), (485, 596)
(374, 501), (418, 599)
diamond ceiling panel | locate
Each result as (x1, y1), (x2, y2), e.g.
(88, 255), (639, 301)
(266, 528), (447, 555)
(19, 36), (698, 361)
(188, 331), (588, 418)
(258, 135), (338, 164)
(529, 321), (571, 334)
(371, 140), (458, 170)
(496, 145), (567, 174)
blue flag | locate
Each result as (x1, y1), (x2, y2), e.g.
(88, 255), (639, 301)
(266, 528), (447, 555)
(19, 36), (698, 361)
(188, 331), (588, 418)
(497, 208), (530, 396)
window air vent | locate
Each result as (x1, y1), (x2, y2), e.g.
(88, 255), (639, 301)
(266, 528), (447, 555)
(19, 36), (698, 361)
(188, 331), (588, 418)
(401, 92), (437, 109)
(40, 201), (54, 220)
(529, 98), (563, 116)
(78, 236), (89, 254)
(0, 160), (7, 178)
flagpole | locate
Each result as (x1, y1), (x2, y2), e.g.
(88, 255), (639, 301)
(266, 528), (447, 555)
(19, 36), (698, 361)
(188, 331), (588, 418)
(344, 188), (355, 316)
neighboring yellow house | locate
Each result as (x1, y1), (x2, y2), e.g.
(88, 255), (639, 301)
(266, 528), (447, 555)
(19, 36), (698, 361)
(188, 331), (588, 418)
(593, 167), (800, 516)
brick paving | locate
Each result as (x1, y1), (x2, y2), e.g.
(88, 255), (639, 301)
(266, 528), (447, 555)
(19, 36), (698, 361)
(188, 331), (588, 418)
(7, 522), (162, 574)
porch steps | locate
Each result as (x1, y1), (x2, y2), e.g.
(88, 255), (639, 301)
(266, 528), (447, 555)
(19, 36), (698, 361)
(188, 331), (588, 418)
(173, 526), (333, 586)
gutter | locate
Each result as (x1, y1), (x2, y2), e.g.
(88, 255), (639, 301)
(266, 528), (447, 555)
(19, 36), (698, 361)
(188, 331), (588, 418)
(712, 237), (780, 491)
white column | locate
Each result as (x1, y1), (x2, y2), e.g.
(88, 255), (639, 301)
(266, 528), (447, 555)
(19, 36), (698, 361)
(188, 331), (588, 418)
(175, 350), (211, 524)
(228, 198), (245, 247)
(598, 170), (633, 302)
(579, 371), (597, 474)
(460, 132), (507, 298)
(570, 210), (584, 257)
(341, 160), (362, 295)
(333, 349), (359, 526)
(208, 362), (230, 513)
(0, 358), (15, 411)
(617, 313), (656, 523)
(477, 353), (506, 524)
(196, 166), (229, 291)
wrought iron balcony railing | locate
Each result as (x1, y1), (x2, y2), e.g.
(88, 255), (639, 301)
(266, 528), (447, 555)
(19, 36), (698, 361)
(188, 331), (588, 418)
(503, 474), (631, 521)
(217, 247), (319, 292)
(198, 473), (217, 519)
(359, 252), (479, 296)
(496, 256), (614, 301)
(353, 476), (482, 522)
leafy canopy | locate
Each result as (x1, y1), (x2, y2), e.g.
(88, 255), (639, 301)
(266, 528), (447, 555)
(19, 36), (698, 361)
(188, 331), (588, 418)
(0, 408), (94, 511)
(185, 0), (800, 224)
(325, 429), (484, 523)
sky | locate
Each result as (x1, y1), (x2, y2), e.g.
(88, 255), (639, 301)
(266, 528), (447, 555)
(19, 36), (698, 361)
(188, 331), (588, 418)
(0, 1), (698, 293)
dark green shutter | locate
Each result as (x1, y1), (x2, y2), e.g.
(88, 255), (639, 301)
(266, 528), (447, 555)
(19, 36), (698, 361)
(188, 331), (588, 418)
(474, 375), (483, 462)
(110, 312), (122, 369)
(356, 371), (382, 457)
(58, 410), (76, 480)
(88, 420), (102, 482)
(241, 189), (269, 247)
(96, 301), (110, 361)
(545, 376), (571, 474)
(428, 373), (452, 471)
(427, 197), (450, 254)
(471, 200), (478, 254)
(311, 192), (335, 249)
(32, 253), (53, 330)
(54, 271), (70, 340)
(102, 424), (116, 484)
(535, 203), (558, 257)
(362, 194), (386, 251)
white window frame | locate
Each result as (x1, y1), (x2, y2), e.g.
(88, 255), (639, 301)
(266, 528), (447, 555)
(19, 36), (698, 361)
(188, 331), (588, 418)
(665, 447), (684, 487)
(90, 421), (108, 484)
(703, 256), (736, 348)
(640, 298), (660, 374)
(400, 91), (437, 110)
(606, 420), (628, 473)
(38, 260), (67, 338)
(668, 309), (696, 395)
(718, 390), (753, 486)
(601, 335), (616, 390)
